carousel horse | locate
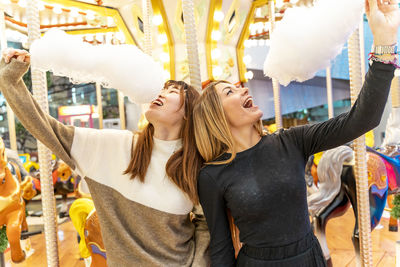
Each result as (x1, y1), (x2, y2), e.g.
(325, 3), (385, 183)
(69, 198), (107, 267)
(0, 137), (32, 262)
(29, 160), (80, 217)
(307, 145), (400, 266)
(369, 145), (400, 231)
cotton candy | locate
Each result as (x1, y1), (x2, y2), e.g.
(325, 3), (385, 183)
(30, 29), (164, 104)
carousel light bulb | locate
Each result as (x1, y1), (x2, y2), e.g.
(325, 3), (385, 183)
(85, 35), (94, 42)
(257, 22), (264, 33)
(243, 55), (252, 65)
(107, 16), (114, 26)
(211, 49), (221, 59)
(160, 52), (170, 63)
(58, 16), (66, 24)
(106, 32), (114, 43)
(42, 17), (50, 25)
(245, 71), (254, 80)
(38, 2), (45, 11)
(214, 11), (224, 22)
(290, 0), (299, 4)
(163, 70), (171, 80)
(95, 34), (104, 43)
(276, 0), (284, 9)
(67, 16), (75, 24)
(157, 34), (168, 45)
(70, 8), (79, 17)
(115, 32), (125, 42)
(256, 8), (261, 18)
(53, 5), (63, 15)
(18, 0), (27, 8)
(264, 22), (270, 32)
(244, 39), (251, 48)
(213, 66), (223, 78)
(211, 30), (221, 41)
(1, 0), (11, 5)
(86, 11), (95, 21)
(152, 15), (163, 26)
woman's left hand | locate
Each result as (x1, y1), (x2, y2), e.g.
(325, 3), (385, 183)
(366, 0), (400, 46)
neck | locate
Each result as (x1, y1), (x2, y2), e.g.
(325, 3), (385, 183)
(231, 125), (261, 153)
(153, 123), (181, 141)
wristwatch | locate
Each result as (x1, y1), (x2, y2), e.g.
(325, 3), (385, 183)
(373, 44), (397, 55)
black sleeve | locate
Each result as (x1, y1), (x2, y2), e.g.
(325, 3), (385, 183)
(285, 61), (395, 159)
(198, 170), (235, 267)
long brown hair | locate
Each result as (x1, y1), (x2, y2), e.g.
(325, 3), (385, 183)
(193, 80), (265, 165)
(124, 80), (203, 204)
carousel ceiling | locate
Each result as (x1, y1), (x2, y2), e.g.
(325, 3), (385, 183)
(0, 0), (300, 83)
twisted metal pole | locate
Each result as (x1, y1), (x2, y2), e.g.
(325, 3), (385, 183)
(269, 0), (282, 129)
(391, 76), (400, 108)
(142, 0), (152, 56)
(182, 0), (202, 91)
(27, 1), (59, 266)
(348, 27), (372, 267)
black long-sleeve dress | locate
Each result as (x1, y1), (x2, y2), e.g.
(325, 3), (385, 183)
(198, 62), (395, 267)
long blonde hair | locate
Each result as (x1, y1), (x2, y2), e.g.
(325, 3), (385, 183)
(193, 81), (265, 165)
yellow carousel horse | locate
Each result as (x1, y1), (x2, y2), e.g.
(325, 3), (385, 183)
(0, 137), (33, 262)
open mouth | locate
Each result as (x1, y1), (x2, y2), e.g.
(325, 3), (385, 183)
(151, 99), (163, 106)
(243, 97), (254, 108)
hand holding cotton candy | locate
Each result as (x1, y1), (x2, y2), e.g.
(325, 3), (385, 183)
(263, 0), (364, 86)
(30, 29), (165, 104)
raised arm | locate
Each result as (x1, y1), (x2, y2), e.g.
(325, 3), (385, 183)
(198, 170), (235, 267)
(0, 52), (76, 169)
(285, 0), (400, 158)
(287, 61), (394, 158)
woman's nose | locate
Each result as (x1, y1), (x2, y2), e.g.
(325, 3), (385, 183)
(241, 87), (249, 95)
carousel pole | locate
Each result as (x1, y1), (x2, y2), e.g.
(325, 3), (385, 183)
(118, 91), (126, 129)
(27, 1), (60, 266)
(392, 75), (400, 108)
(142, 0), (152, 57)
(326, 67), (334, 119)
(348, 24), (372, 267)
(268, 0), (283, 129)
(0, 8), (17, 151)
(95, 83), (103, 129)
(182, 0), (202, 91)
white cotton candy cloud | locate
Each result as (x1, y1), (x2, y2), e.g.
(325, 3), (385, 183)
(264, 0), (364, 86)
(30, 29), (164, 104)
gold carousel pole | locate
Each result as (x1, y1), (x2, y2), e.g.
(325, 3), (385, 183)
(27, 1), (60, 266)
(182, 0), (202, 91)
(0, 7), (17, 151)
(348, 24), (373, 267)
(268, 0), (283, 129)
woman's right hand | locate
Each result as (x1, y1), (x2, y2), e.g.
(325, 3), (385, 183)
(366, 0), (400, 46)
(1, 48), (30, 64)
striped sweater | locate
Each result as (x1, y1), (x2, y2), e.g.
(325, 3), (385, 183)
(0, 59), (210, 266)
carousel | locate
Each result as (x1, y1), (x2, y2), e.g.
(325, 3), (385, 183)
(0, 0), (398, 266)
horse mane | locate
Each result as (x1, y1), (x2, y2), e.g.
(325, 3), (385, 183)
(307, 145), (353, 217)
